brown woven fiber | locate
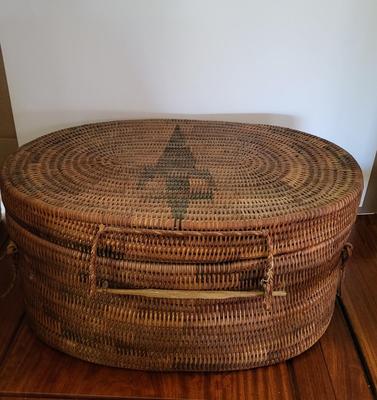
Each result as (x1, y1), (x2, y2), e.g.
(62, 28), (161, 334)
(0, 119), (363, 371)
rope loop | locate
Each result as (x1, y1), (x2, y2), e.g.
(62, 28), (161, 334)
(341, 242), (353, 265)
(0, 240), (18, 299)
(337, 242), (353, 298)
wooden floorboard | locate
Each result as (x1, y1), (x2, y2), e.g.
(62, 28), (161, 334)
(288, 302), (374, 400)
(289, 341), (336, 400)
(320, 304), (373, 400)
(342, 215), (377, 394)
(0, 215), (376, 399)
(0, 243), (24, 362)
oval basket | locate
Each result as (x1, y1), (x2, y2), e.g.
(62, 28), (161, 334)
(0, 119), (363, 371)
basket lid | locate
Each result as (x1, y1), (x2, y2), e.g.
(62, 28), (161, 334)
(0, 119), (363, 262)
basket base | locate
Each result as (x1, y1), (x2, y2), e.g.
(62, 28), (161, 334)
(24, 278), (337, 372)
(28, 304), (334, 372)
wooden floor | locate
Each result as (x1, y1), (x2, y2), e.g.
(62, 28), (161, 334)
(0, 215), (376, 400)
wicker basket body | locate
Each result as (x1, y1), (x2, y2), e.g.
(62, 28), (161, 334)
(0, 120), (362, 371)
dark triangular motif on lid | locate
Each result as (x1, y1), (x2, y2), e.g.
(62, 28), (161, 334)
(138, 125), (214, 229)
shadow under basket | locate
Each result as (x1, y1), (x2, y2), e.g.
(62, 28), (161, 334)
(0, 119), (363, 371)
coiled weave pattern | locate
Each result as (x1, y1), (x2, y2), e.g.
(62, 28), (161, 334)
(0, 120), (363, 370)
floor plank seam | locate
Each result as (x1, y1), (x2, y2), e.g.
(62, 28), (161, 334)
(286, 360), (300, 400)
(318, 341), (338, 400)
(337, 297), (377, 399)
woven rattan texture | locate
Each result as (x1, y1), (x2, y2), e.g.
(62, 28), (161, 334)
(0, 120), (363, 370)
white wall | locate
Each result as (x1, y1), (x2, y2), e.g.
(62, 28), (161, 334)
(0, 0), (376, 199)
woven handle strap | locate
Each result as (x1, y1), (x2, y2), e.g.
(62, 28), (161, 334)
(88, 224), (285, 306)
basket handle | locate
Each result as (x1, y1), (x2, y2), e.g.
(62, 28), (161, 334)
(88, 224), (286, 307)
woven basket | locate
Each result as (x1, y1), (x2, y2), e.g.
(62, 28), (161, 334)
(0, 120), (363, 371)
